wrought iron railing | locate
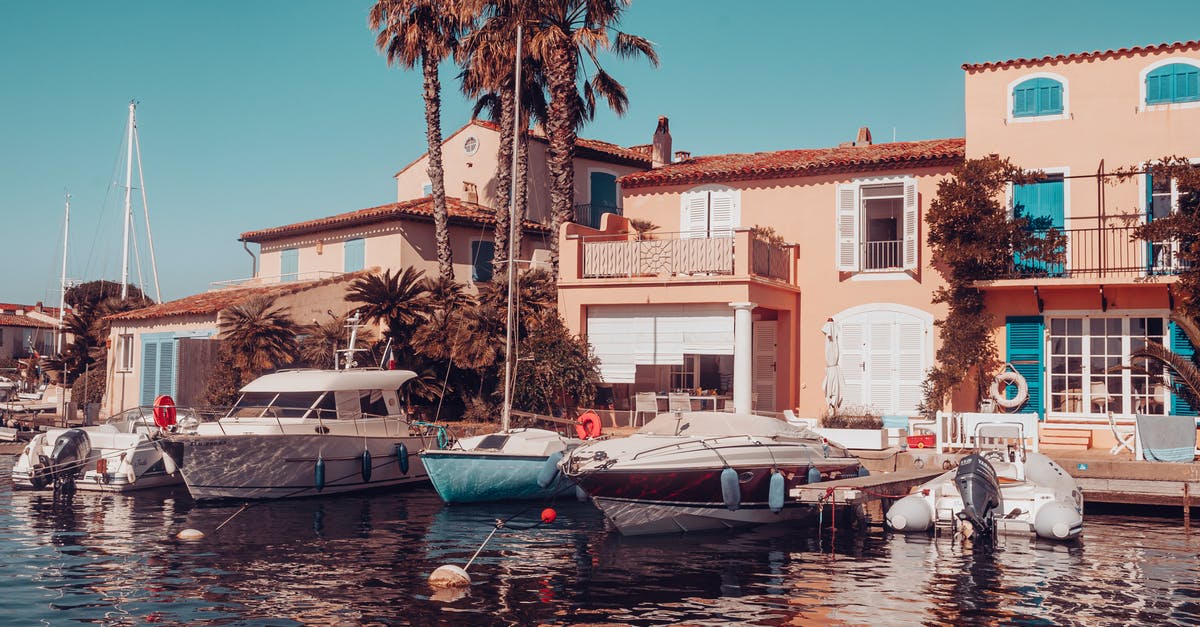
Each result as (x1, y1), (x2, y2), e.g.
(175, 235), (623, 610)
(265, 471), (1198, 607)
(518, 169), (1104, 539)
(572, 203), (621, 229)
(862, 239), (903, 271)
(999, 224), (1188, 279)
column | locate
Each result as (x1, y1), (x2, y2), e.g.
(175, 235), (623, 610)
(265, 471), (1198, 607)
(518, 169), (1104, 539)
(730, 301), (756, 414)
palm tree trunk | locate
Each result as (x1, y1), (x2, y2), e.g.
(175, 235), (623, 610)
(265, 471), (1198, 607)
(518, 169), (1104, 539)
(492, 88), (515, 279)
(544, 43), (579, 280)
(515, 116), (530, 267)
(423, 53), (453, 281)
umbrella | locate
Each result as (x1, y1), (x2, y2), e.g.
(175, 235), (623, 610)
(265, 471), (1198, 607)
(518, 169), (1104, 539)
(820, 319), (843, 414)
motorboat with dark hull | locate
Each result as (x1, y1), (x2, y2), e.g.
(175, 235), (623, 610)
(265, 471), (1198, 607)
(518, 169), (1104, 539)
(561, 411), (863, 536)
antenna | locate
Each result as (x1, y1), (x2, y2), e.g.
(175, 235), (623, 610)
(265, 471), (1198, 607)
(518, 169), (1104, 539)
(57, 191), (70, 354)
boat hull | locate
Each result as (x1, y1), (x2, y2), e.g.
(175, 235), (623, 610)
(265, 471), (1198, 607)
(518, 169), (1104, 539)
(173, 433), (429, 500)
(421, 450), (575, 503)
(11, 428), (183, 492)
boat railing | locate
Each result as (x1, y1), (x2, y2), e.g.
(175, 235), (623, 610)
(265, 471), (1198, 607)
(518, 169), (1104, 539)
(628, 434), (760, 461)
(198, 405), (417, 437)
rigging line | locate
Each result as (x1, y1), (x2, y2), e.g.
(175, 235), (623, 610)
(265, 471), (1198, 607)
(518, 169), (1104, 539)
(133, 126), (161, 302)
(84, 118), (134, 284)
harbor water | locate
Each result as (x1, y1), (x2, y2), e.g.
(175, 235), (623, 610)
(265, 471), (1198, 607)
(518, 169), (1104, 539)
(1, 455), (1197, 625)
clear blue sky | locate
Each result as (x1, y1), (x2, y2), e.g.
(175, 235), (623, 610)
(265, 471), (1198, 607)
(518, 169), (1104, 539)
(4, 1), (1200, 307)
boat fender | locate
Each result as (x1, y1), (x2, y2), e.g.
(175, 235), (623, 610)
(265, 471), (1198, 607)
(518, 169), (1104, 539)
(314, 456), (326, 492)
(436, 427), (449, 450)
(575, 485), (588, 502)
(575, 411), (603, 440)
(720, 467), (741, 511)
(96, 457), (108, 482)
(886, 494), (935, 532)
(537, 450), (564, 488)
(396, 443), (409, 475)
(989, 368), (1029, 410)
(806, 464), (822, 484)
(153, 394), (177, 429)
(160, 440), (184, 476)
(858, 466), (870, 478)
(768, 471), (786, 513)
(361, 450), (373, 483)
(1033, 501), (1083, 541)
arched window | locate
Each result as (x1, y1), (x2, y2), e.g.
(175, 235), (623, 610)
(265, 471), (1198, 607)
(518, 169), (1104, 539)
(1012, 77), (1063, 117)
(1145, 62), (1200, 105)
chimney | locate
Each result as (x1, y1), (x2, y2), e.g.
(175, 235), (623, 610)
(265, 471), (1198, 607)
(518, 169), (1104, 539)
(674, 150), (691, 162)
(651, 116), (672, 168)
(463, 181), (478, 205)
(855, 126), (873, 146)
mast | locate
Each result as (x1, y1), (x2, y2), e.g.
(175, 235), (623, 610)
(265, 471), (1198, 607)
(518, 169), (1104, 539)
(57, 192), (70, 354)
(500, 25), (522, 432)
(120, 100), (135, 299)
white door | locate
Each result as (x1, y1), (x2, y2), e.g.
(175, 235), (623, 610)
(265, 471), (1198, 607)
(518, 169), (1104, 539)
(753, 321), (777, 411)
(836, 307), (929, 415)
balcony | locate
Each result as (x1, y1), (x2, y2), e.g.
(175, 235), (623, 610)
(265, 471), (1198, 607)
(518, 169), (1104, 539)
(572, 228), (795, 283)
(573, 203), (621, 229)
(999, 224), (1187, 280)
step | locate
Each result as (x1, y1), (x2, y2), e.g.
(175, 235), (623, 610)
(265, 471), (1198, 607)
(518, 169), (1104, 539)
(1039, 428), (1093, 451)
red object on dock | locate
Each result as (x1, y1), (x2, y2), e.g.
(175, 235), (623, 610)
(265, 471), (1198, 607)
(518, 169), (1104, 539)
(907, 433), (936, 449)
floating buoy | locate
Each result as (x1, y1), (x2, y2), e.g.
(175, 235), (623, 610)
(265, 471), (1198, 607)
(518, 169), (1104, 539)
(720, 467), (740, 511)
(858, 466), (870, 477)
(575, 410), (603, 440)
(537, 451), (564, 488)
(429, 564), (471, 588)
(396, 443), (409, 475)
(153, 395), (177, 429)
(314, 456), (326, 492)
(177, 528), (205, 541)
(361, 450), (373, 483)
(768, 471), (785, 513)
(541, 508), (557, 524)
(806, 463), (821, 484)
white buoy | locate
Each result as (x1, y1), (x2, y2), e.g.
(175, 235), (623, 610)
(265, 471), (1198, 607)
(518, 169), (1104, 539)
(429, 565), (471, 588)
(177, 528), (205, 541)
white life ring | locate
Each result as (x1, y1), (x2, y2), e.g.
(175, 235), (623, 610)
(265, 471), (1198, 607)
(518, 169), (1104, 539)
(990, 370), (1028, 410)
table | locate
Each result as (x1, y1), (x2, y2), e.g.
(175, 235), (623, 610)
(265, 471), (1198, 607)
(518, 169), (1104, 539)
(655, 395), (729, 411)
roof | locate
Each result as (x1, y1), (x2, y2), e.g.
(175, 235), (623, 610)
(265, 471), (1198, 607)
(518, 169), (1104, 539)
(240, 196), (552, 244)
(240, 368), (417, 393)
(0, 313), (54, 329)
(396, 119), (651, 177)
(0, 304), (64, 317)
(963, 39), (1200, 72)
(106, 271), (370, 322)
(619, 138), (965, 189)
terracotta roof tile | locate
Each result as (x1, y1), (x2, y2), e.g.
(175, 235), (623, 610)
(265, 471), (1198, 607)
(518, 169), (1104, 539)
(963, 40), (1200, 72)
(619, 138), (965, 189)
(240, 196), (551, 244)
(0, 313), (55, 329)
(106, 271), (372, 322)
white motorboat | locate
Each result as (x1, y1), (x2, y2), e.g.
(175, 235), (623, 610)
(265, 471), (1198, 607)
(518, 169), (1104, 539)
(11, 406), (191, 492)
(168, 367), (434, 501)
(886, 424), (1084, 541)
(561, 411), (864, 536)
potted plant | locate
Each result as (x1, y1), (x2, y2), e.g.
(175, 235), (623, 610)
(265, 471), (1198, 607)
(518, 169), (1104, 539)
(814, 410), (889, 450)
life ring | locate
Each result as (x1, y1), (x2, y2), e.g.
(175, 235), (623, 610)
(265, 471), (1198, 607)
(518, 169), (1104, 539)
(575, 410), (603, 440)
(153, 394), (177, 429)
(989, 369), (1028, 410)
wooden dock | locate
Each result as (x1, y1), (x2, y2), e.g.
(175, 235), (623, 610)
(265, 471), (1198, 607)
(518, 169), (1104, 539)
(790, 468), (945, 527)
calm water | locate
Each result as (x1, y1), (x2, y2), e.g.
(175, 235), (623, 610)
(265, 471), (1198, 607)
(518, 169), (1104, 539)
(2, 455), (1198, 626)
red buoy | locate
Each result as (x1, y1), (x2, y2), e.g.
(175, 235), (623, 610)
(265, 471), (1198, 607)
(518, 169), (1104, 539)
(541, 508), (557, 524)
(153, 395), (177, 429)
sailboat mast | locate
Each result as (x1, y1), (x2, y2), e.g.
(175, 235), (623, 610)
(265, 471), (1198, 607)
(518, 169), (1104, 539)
(120, 100), (135, 300)
(57, 192), (70, 354)
(500, 24), (523, 433)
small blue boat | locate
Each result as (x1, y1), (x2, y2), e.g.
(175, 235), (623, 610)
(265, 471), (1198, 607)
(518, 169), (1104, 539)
(420, 428), (578, 503)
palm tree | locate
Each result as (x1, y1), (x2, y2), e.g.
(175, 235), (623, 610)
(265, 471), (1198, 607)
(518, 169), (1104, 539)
(299, 314), (377, 370)
(217, 297), (299, 378)
(524, 0), (658, 277)
(345, 267), (433, 363)
(369, 0), (468, 281)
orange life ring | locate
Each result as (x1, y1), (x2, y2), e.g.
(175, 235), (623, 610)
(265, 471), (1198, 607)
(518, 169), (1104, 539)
(153, 394), (177, 429)
(575, 410), (603, 440)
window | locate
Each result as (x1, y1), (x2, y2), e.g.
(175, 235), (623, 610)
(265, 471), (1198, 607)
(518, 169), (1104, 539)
(680, 185), (741, 238)
(1047, 316), (1167, 415)
(119, 334), (134, 371)
(344, 238), (365, 273)
(1145, 62), (1200, 105)
(471, 240), (495, 282)
(1145, 168), (1196, 273)
(1012, 77), (1063, 117)
(280, 248), (299, 282)
(582, 171), (619, 228)
(1012, 174), (1065, 275)
(463, 135), (479, 156)
(422, 182), (433, 196)
(140, 333), (176, 406)
(836, 177), (918, 273)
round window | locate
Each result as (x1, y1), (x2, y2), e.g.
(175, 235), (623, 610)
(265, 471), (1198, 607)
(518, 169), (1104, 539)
(464, 135), (479, 156)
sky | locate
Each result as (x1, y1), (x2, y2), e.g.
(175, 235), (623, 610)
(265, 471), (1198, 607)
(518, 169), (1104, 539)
(4, 1), (1200, 307)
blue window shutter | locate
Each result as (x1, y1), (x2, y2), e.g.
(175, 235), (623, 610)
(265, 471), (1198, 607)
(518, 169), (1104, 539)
(1006, 316), (1045, 418)
(1146, 172), (1155, 274)
(281, 248), (299, 282)
(1013, 83), (1034, 117)
(1013, 78), (1063, 117)
(589, 172), (618, 227)
(141, 338), (158, 406)
(1147, 64), (1200, 104)
(159, 338), (176, 398)
(1169, 321), (1197, 416)
(344, 238), (365, 272)
(472, 240), (495, 282)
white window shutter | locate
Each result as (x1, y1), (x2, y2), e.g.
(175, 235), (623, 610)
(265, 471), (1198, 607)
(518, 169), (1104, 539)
(836, 184), (860, 271)
(902, 178), (919, 271)
(708, 190), (738, 237)
(868, 321), (896, 413)
(680, 191), (709, 239)
(838, 321), (865, 408)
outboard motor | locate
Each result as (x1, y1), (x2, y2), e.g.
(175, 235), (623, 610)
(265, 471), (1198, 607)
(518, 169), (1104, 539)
(30, 429), (92, 490)
(954, 453), (1001, 536)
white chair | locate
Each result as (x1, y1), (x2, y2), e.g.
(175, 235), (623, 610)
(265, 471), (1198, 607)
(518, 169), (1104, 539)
(783, 409), (818, 429)
(1108, 411), (1136, 455)
(667, 392), (692, 413)
(1090, 381), (1112, 414)
(633, 392), (659, 427)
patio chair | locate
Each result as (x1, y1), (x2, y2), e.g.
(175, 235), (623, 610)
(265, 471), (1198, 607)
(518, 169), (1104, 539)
(667, 392), (692, 413)
(633, 392), (659, 427)
(1089, 381), (1112, 414)
(1108, 411), (1136, 455)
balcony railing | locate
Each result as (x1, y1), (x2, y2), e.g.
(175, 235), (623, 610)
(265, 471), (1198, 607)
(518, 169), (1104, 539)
(579, 230), (792, 282)
(573, 203), (621, 229)
(1003, 224), (1188, 279)
(863, 239), (903, 271)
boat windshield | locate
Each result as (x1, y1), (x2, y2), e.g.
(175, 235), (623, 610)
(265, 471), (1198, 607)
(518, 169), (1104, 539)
(229, 392), (329, 419)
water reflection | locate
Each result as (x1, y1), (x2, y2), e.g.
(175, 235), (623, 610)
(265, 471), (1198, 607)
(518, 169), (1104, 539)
(2, 455), (1199, 625)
